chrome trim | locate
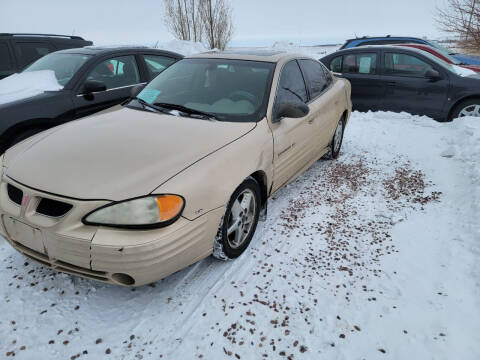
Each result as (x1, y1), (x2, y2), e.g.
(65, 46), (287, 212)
(76, 82), (147, 97)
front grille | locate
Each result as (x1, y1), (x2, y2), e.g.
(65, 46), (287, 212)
(7, 184), (23, 205)
(36, 198), (73, 217)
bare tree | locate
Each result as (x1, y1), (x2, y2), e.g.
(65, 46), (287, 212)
(437, 0), (480, 53)
(163, 0), (203, 42)
(199, 0), (234, 50)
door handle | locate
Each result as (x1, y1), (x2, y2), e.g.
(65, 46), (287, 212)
(387, 81), (396, 86)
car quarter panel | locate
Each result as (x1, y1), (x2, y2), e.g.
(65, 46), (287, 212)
(152, 118), (274, 221)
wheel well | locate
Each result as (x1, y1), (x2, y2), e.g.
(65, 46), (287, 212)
(249, 171), (268, 206)
(0, 119), (53, 152)
(342, 109), (348, 121)
(448, 96), (480, 120)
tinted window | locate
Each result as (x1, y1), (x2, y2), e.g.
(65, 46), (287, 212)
(0, 42), (13, 71)
(330, 56), (342, 72)
(299, 59), (328, 99)
(276, 60), (308, 103)
(143, 55), (177, 79)
(24, 53), (91, 86)
(384, 53), (433, 77)
(16, 42), (54, 68)
(342, 53), (377, 74)
(86, 55), (140, 90)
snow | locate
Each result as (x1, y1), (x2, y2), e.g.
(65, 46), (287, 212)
(153, 39), (209, 56)
(0, 70), (63, 106)
(1, 110), (479, 359)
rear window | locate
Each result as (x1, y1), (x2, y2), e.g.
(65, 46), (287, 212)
(16, 42), (55, 68)
(0, 42), (13, 71)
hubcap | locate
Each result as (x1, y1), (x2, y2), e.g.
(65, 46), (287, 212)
(226, 189), (256, 249)
(334, 120), (344, 153)
(459, 104), (480, 118)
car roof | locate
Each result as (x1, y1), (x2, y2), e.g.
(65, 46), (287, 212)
(0, 33), (87, 41)
(329, 45), (432, 56)
(343, 35), (424, 42)
(54, 46), (184, 58)
(186, 50), (312, 63)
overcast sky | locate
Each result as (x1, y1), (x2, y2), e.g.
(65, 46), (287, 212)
(1, 0), (446, 46)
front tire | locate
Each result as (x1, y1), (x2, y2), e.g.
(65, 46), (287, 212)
(450, 98), (480, 120)
(213, 177), (261, 260)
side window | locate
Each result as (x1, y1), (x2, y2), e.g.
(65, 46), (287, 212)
(342, 53), (377, 74)
(299, 59), (328, 99)
(321, 63), (333, 87)
(276, 60), (308, 104)
(143, 55), (177, 79)
(0, 42), (13, 71)
(384, 52), (433, 77)
(86, 55), (140, 90)
(330, 56), (342, 72)
(16, 42), (54, 68)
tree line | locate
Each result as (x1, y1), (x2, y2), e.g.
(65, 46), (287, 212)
(163, 0), (234, 50)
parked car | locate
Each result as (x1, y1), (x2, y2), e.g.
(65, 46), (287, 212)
(0, 46), (183, 153)
(395, 43), (480, 73)
(0, 51), (352, 286)
(0, 33), (93, 80)
(339, 36), (480, 66)
(321, 45), (480, 121)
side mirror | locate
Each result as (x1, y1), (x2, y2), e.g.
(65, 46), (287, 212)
(273, 101), (310, 122)
(82, 80), (107, 94)
(130, 84), (146, 98)
(425, 69), (441, 81)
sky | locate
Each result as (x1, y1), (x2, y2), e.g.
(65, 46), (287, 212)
(0, 0), (446, 47)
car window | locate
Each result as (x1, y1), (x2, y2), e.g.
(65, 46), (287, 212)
(16, 42), (55, 68)
(143, 55), (177, 79)
(0, 42), (13, 71)
(276, 60), (308, 103)
(342, 53), (377, 74)
(86, 55), (140, 90)
(321, 64), (333, 87)
(384, 52), (433, 77)
(299, 59), (328, 99)
(330, 56), (342, 72)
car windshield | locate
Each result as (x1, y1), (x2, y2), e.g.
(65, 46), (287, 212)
(415, 49), (476, 76)
(133, 58), (276, 122)
(23, 53), (91, 86)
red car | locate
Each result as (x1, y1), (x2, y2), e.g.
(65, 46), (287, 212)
(396, 43), (480, 73)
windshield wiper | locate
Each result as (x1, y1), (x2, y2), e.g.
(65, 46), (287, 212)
(153, 102), (218, 120)
(132, 97), (171, 114)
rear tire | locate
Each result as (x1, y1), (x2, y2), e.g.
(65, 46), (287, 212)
(450, 98), (480, 120)
(213, 177), (261, 260)
(325, 116), (345, 160)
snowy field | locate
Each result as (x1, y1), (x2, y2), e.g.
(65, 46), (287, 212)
(1, 111), (479, 360)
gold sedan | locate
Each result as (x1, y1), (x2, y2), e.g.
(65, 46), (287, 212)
(0, 51), (351, 286)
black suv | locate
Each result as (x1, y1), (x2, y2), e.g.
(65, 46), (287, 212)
(0, 33), (93, 79)
(0, 46), (183, 152)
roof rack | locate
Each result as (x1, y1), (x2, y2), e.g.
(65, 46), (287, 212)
(0, 33), (85, 40)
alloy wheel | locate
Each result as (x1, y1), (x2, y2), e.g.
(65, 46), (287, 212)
(459, 104), (480, 117)
(226, 189), (256, 249)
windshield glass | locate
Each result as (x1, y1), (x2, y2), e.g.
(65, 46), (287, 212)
(23, 53), (91, 86)
(415, 49), (476, 76)
(135, 58), (276, 122)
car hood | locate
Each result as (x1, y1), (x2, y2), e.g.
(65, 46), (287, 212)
(4, 106), (256, 201)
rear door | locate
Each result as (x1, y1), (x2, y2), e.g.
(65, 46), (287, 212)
(270, 60), (317, 192)
(327, 51), (385, 111)
(379, 51), (449, 118)
(0, 39), (15, 79)
(298, 59), (343, 150)
(73, 54), (143, 119)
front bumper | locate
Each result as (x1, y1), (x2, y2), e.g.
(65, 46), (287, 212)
(0, 178), (223, 286)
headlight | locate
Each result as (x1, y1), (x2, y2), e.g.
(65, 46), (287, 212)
(82, 195), (185, 229)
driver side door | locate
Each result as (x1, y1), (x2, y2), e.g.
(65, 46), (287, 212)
(73, 55), (144, 119)
(270, 60), (317, 192)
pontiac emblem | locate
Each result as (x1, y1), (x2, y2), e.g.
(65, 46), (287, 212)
(22, 194), (30, 209)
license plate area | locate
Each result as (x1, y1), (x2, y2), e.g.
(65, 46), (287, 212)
(3, 216), (46, 255)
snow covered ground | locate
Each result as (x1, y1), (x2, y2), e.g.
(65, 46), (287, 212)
(0, 111), (478, 359)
